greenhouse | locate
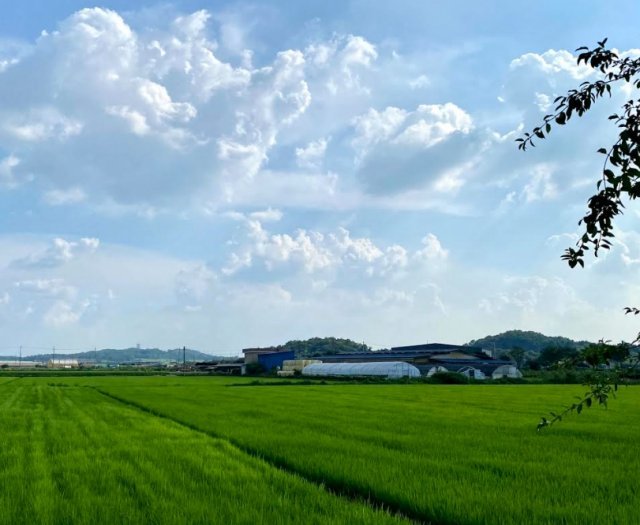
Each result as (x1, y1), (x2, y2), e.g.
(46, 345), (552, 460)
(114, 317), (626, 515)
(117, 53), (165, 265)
(302, 361), (420, 379)
(426, 365), (449, 377)
(491, 364), (523, 379)
(457, 366), (486, 380)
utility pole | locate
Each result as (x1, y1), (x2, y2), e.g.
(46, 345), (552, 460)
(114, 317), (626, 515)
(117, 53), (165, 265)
(183, 346), (186, 371)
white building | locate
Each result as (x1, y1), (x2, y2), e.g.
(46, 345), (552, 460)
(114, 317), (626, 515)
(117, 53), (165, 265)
(47, 359), (79, 369)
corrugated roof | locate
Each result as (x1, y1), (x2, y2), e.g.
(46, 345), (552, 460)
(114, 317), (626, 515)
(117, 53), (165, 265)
(302, 361), (420, 378)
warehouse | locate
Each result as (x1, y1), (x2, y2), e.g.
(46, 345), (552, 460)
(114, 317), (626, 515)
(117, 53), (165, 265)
(302, 361), (420, 379)
(258, 350), (295, 371)
(47, 359), (79, 369)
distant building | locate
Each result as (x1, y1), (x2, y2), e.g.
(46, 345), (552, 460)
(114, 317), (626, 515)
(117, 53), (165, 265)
(316, 342), (521, 379)
(302, 361), (420, 379)
(242, 347), (281, 364)
(258, 350), (295, 371)
(0, 360), (42, 368)
(47, 359), (79, 369)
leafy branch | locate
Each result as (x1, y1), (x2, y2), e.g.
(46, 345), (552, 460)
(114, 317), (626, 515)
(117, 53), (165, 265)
(537, 337), (639, 431)
(517, 38), (640, 269)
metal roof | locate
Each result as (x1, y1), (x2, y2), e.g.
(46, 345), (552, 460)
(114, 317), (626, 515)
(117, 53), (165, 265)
(302, 361), (421, 378)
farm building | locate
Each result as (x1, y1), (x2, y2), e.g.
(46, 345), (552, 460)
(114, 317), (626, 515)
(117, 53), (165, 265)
(302, 361), (420, 379)
(316, 342), (521, 380)
(47, 359), (79, 369)
(277, 359), (321, 377)
(258, 350), (295, 371)
(242, 347), (282, 364)
(0, 360), (42, 368)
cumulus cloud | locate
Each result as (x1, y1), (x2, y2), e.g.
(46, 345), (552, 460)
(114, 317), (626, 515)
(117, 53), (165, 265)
(0, 7), (328, 210)
(11, 237), (99, 269)
(352, 103), (482, 195)
(415, 234), (449, 262)
(222, 212), (446, 280)
(295, 138), (328, 170)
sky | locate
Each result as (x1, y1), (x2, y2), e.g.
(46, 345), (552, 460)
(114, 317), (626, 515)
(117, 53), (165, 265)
(0, 1), (639, 356)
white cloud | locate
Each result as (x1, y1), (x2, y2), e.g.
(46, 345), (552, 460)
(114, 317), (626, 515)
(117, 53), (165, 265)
(3, 107), (83, 142)
(295, 138), (328, 170)
(43, 187), (87, 206)
(351, 106), (408, 155)
(521, 164), (557, 202)
(393, 103), (473, 148)
(409, 74), (430, 89)
(478, 276), (584, 316)
(509, 49), (593, 80)
(248, 208), (283, 222)
(222, 213), (446, 279)
(0, 154), (21, 188)
(11, 237), (99, 269)
(415, 234), (448, 262)
(175, 264), (217, 304)
(43, 300), (84, 327)
(14, 278), (77, 300)
(0, 7), (320, 210)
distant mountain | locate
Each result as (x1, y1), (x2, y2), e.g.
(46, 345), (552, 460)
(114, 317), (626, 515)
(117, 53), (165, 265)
(466, 330), (591, 354)
(21, 347), (220, 364)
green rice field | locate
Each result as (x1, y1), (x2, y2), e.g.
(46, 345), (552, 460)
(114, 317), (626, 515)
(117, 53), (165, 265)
(1, 376), (639, 524)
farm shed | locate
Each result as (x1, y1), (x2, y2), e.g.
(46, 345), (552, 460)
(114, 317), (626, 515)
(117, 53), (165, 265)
(258, 350), (295, 371)
(0, 360), (41, 368)
(242, 347), (281, 364)
(491, 365), (523, 379)
(302, 361), (420, 379)
(47, 359), (79, 369)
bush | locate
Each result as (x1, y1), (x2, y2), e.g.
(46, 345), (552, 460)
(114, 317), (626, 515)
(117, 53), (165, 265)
(244, 363), (266, 376)
(427, 372), (469, 384)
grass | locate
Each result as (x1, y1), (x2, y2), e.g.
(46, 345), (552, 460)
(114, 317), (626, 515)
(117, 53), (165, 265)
(62, 376), (640, 525)
(0, 380), (408, 525)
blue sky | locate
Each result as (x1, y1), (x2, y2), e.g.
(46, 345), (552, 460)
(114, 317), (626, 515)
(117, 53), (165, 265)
(0, 1), (639, 356)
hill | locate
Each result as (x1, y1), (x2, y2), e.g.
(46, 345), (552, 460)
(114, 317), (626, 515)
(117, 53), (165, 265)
(286, 337), (370, 358)
(250, 337), (371, 358)
(466, 330), (591, 354)
(21, 347), (219, 364)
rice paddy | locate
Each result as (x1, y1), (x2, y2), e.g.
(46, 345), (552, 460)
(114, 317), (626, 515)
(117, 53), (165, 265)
(0, 381), (407, 525)
(2, 376), (639, 524)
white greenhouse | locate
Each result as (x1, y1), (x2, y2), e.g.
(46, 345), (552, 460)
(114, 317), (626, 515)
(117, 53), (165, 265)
(491, 365), (523, 379)
(457, 366), (486, 380)
(426, 365), (449, 377)
(302, 361), (420, 379)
